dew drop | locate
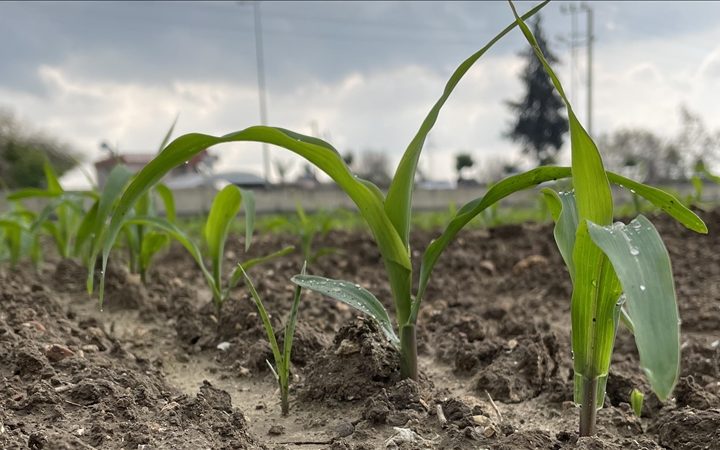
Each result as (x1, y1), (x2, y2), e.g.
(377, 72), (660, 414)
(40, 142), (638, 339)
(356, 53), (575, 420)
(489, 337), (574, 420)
(639, 285), (646, 291)
(629, 247), (639, 256)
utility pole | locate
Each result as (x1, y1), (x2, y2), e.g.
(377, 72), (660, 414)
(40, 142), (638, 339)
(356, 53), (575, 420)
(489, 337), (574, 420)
(560, 2), (594, 135)
(252, 1), (270, 185)
(239, 1), (271, 185)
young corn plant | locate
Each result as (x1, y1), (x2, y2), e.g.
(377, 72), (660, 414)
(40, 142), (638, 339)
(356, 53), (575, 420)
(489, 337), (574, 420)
(7, 160), (96, 260)
(120, 118), (180, 283)
(502, 2), (706, 435)
(291, 203), (340, 266)
(94, 1), (551, 380)
(240, 262), (306, 416)
(91, 182), (293, 311)
(0, 204), (41, 268)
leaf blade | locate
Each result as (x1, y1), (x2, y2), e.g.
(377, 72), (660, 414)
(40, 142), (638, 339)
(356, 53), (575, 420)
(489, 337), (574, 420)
(384, 0), (550, 245)
(291, 275), (399, 347)
(587, 216), (680, 400)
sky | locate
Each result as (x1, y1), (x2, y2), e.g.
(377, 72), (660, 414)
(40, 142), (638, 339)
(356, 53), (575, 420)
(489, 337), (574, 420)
(2, 1), (720, 188)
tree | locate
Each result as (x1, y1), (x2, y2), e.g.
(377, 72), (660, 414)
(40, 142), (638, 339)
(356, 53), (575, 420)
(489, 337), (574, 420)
(454, 153), (474, 182)
(505, 16), (568, 166)
(0, 110), (78, 189)
(596, 106), (720, 183)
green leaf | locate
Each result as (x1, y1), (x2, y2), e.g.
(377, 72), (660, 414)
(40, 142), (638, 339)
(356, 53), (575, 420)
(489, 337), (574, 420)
(43, 160), (63, 194)
(587, 216), (681, 400)
(87, 164), (134, 297)
(239, 266), (284, 373)
(283, 262), (307, 374)
(74, 200), (99, 257)
(541, 189), (578, 280)
(205, 184), (243, 290)
(100, 128), (410, 297)
(291, 274), (399, 347)
(140, 231), (170, 275)
(605, 172), (707, 234)
(384, 0), (550, 246)
(241, 188), (255, 251)
(155, 183), (176, 223)
(509, 1), (612, 226)
(157, 114), (179, 153)
(630, 389), (644, 417)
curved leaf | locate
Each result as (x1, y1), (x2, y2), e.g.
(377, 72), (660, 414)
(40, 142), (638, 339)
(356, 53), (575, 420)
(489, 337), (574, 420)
(587, 216), (680, 400)
(605, 172), (707, 234)
(140, 231), (170, 274)
(541, 189), (578, 280)
(155, 183), (176, 223)
(291, 274), (399, 347)
(87, 164), (134, 297)
(98, 128), (411, 307)
(205, 184), (243, 290)
(385, 0), (549, 246)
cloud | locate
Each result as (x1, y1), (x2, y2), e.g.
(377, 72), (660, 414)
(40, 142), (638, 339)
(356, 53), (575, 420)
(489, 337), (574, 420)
(3, 1), (720, 191)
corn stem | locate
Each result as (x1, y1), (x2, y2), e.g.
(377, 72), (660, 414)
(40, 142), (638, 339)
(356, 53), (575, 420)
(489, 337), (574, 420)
(400, 325), (417, 380)
(579, 376), (598, 436)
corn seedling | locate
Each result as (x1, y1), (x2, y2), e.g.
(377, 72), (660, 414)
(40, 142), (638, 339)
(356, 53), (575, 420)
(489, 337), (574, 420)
(7, 161), (97, 260)
(292, 203), (340, 265)
(92, 182), (293, 311)
(240, 262), (306, 416)
(691, 160), (720, 206)
(630, 389), (644, 418)
(508, 2), (706, 435)
(93, 1), (550, 381)
(121, 118), (181, 283)
(0, 203), (41, 267)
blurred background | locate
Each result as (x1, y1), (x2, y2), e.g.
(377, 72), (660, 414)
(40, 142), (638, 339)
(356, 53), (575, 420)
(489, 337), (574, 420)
(1, 1), (719, 198)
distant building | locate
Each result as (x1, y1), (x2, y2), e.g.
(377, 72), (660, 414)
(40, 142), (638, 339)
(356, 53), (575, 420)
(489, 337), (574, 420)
(93, 150), (209, 188)
(164, 171), (266, 190)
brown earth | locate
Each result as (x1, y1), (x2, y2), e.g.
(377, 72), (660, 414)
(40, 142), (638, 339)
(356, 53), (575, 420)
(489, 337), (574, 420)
(1, 208), (718, 449)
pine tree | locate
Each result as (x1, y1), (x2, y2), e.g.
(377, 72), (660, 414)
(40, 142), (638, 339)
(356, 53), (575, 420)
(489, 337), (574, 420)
(506, 16), (568, 166)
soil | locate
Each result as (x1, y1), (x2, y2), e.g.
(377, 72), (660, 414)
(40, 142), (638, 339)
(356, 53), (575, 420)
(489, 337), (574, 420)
(1, 208), (718, 449)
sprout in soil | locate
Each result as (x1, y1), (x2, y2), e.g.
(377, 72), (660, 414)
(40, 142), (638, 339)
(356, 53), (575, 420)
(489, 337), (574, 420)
(239, 262), (306, 416)
(91, 182), (293, 311)
(630, 389), (644, 418)
(506, 0), (707, 436)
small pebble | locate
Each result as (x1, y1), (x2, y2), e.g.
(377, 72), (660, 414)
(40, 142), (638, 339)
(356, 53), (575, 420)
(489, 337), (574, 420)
(268, 424), (285, 436)
(334, 420), (354, 438)
(216, 342), (231, 351)
(44, 344), (75, 362)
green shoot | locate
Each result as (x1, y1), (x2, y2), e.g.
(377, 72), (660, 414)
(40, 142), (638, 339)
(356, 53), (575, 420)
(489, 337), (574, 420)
(7, 160), (96, 260)
(96, 1), (550, 381)
(630, 388), (644, 418)
(240, 262), (306, 416)
(94, 183), (293, 311)
(293, 203), (340, 265)
(505, 0), (707, 436)
(0, 204), (41, 268)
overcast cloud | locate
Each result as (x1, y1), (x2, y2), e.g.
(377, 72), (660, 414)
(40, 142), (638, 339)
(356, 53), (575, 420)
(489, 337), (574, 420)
(2, 1), (720, 188)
